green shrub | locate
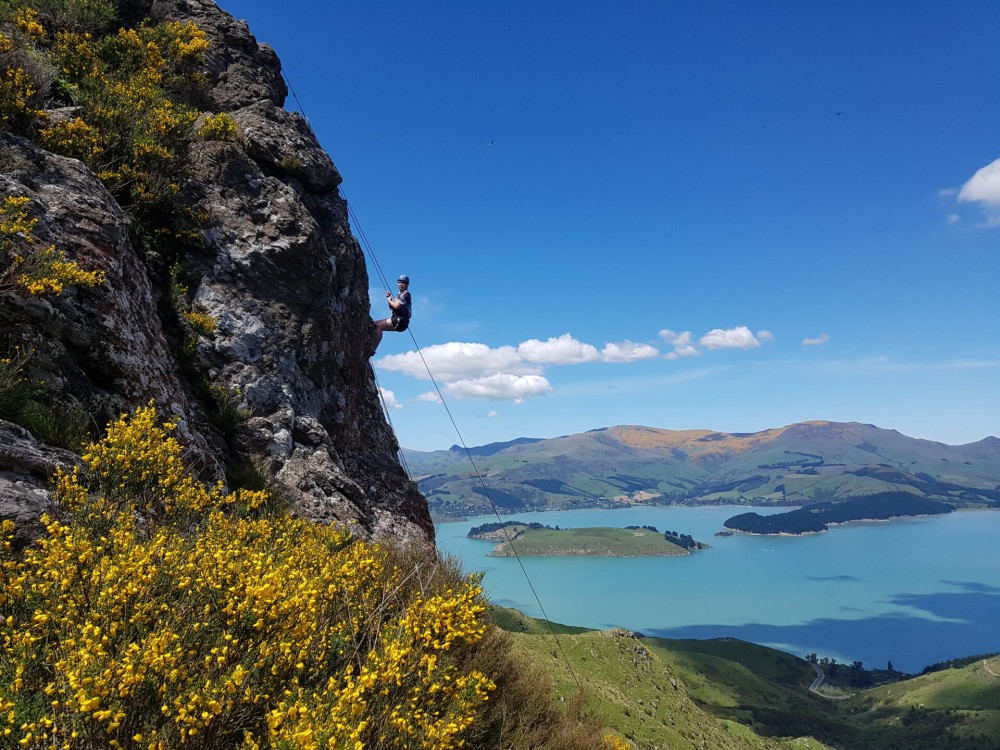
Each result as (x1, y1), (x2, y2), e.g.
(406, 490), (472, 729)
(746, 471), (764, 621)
(8, 0), (117, 34)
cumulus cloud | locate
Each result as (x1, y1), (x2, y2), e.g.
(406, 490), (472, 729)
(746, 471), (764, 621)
(486, 410), (500, 418)
(443, 374), (553, 403)
(953, 157), (1000, 227)
(699, 326), (761, 350)
(802, 333), (830, 347)
(756, 329), (774, 342)
(379, 341), (530, 381)
(518, 333), (599, 364)
(659, 329), (701, 359)
(378, 387), (403, 409)
(601, 340), (660, 362)
(381, 324), (767, 404)
(958, 157), (1000, 207)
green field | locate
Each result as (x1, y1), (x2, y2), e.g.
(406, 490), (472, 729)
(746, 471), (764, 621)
(489, 526), (695, 557)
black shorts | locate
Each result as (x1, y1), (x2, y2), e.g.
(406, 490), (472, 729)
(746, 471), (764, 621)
(391, 315), (409, 332)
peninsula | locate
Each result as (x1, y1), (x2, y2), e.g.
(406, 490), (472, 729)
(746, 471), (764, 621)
(724, 492), (953, 535)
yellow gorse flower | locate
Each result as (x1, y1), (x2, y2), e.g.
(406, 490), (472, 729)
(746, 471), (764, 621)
(1, 404), (495, 749)
(14, 8), (45, 39)
(197, 112), (239, 142)
(0, 195), (105, 297)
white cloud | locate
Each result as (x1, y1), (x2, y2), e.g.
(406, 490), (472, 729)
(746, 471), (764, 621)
(601, 340), (660, 362)
(486, 410), (500, 418)
(958, 157), (1000, 207)
(378, 387), (403, 409)
(416, 391), (442, 404)
(954, 157), (1000, 228)
(659, 329), (701, 359)
(443, 374), (553, 403)
(756, 329), (774, 342)
(802, 333), (830, 347)
(699, 326), (761, 350)
(947, 213), (960, 224)
(518, 333), (599, 365)
(379, 341), (530, 381)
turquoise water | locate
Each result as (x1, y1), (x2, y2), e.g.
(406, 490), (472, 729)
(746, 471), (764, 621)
(435, 506), (1000, 673)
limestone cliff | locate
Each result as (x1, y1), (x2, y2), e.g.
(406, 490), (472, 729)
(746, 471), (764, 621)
(0, 0), (432, 546)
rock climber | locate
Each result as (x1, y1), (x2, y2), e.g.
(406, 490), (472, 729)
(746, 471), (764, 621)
(372, 274), (411, 353)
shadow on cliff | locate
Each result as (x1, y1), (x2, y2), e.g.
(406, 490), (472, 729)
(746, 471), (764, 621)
(640, 581), (1000, 673)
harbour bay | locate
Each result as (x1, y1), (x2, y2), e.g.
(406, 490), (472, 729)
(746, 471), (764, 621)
(435, 506), (1000, 673)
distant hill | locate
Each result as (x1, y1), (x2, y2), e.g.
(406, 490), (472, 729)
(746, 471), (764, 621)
(404, 421), (1000, 518)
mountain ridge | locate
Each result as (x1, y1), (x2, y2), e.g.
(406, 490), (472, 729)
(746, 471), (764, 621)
(405, 420), (1000, 518)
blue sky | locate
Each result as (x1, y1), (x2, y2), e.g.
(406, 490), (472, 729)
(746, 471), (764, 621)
(219, 1), (999, 451)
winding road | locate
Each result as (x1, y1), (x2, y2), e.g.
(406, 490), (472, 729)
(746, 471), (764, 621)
(808, 663), (850, 700)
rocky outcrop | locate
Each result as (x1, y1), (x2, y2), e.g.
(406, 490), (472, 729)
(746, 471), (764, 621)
(0, 0), (432, 546)
(0, 419), (77, 550)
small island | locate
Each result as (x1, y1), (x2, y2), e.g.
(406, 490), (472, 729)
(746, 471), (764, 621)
(468, 521), (709, 557)
(723, 492), (954, 535)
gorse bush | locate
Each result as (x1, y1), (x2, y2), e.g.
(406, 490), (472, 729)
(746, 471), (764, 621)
(0, 404), (497, 750)
(197, 112), (237, 142)
(0, 7), (53, 130)
(42, 19), (208, 215)
(14, 0), (117, 35)
(0, 194), (105, 295)
(1, 2), (218, 255)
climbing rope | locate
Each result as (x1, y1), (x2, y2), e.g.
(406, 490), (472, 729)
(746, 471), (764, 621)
(346, 197), (586, 695)
(280, 69), (587, 696)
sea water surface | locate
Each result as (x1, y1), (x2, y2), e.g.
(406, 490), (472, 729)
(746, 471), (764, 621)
(434, 506), (1000, 673)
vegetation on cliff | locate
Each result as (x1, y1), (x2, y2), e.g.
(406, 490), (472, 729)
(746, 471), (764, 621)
(1, 187), (104, 448)
(1, 0), (213, 252)
(0, 0), (227, 454)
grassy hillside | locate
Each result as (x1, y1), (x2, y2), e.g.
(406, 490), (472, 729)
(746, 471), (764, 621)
(406, 421), (1000, 518)
(510, 628), (800, 750)
(496, 609), (1000, 750)
(845, 656), (1000, 746)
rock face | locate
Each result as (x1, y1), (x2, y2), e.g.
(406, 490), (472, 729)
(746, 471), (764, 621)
(0, 0), (432, 546)
(0, 420), (77, 550)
